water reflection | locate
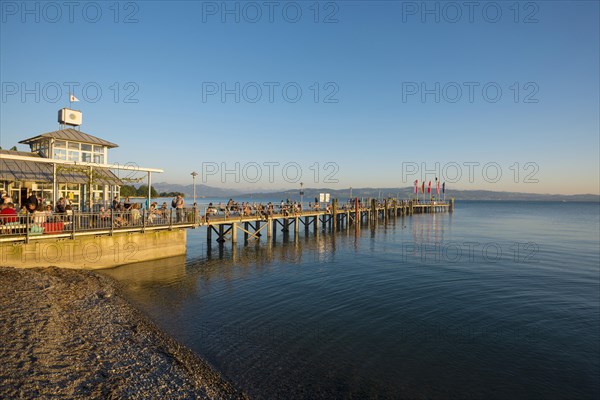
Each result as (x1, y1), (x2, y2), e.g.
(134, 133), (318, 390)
(98, 204), (600, 399)
(101, 255), (188, 288)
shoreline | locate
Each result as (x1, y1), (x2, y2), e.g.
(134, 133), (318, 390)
(0, 267), (247, 399)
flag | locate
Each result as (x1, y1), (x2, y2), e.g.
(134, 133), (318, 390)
(427, 181), (431, 194)
(436, 180), (440, 194)
(442, 182), (446, 193)
(414, 180), (418, 194)
(421, 182), (425, 193)
(70, 94), (79, 102)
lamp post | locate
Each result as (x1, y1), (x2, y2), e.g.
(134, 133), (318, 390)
(191, 171), (198, 205)
(191, 171), (198, 223)
(300, 182), (304, 207)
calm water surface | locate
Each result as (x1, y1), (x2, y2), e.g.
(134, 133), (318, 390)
(102, 201), (600, 399)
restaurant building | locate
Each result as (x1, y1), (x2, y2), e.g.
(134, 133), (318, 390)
(1, 108), (160, 210)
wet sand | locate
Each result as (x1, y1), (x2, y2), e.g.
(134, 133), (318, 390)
(0, 267), (247, 399)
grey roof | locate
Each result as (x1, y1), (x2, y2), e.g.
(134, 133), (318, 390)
(0, 149), (41, 158)
(18, 128), (118, 148)
(1, 152), (122, 186)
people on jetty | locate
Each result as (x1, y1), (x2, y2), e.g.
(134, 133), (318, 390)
(173, 195), (184, 223)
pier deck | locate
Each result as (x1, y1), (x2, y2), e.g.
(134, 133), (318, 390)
(0, 200), (453, 268)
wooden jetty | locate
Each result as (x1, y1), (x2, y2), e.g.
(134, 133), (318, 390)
(0, 199), (453, 269)
(201, 199), (453, 245)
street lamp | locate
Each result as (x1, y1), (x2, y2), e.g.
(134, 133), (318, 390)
(191, 171), (198, 205)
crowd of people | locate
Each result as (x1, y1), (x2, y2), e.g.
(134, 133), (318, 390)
(1, 191), (73, 227)
(0, 192), (192, 233)
(2, 190), (421, 235)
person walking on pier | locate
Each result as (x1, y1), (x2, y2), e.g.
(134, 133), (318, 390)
(173, 194), (184, 223)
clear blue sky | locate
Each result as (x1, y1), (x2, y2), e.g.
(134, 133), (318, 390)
(1, 1), (598, 194)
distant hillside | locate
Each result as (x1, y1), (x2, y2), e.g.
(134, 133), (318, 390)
(242, 187), (600, 202)
(149, 183), (599, 202)
(151, 182), (244, 198)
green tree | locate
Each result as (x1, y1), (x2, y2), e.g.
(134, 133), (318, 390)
(120, 185), (137, 197)
(136, 185), (158, 197)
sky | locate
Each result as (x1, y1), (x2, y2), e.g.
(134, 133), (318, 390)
(1, 0), (598, 195)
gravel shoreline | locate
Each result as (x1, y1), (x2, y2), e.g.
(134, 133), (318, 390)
(0, 267), (247, 399)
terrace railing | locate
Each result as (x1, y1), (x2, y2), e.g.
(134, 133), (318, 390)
(0, 207), (199, 243)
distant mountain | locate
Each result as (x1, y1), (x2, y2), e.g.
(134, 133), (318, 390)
(238, 187), (600, 202)
(151, 182), (244, 198)
(150, 183), (599, 202)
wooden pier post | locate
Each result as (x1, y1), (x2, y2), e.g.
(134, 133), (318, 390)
(283, 218), (289, 233)
(384, 199), (388, 222)
(207, 226), (212, 242)
(371, 199), (377, 224)
(244, 222), (249, 242)
(449, 198), (454, 213)
(332, 199), (337, 231)
(267, 218), (272, 238)
(231, 223), (238, 243)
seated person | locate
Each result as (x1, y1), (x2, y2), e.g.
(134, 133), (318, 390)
(0, 203), (18, 224)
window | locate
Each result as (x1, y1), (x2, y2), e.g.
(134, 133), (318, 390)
(94, 154), (104, 164)
(68, 142), (80, 150)
(53, 149), (67, 160)
(93, 146), (105, 164)
(54, 140), (66, 148)
(81, 144), (92, 163)
(68, 151), (79, 162)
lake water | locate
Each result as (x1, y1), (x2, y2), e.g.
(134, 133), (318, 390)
(102, 201), (600, 399)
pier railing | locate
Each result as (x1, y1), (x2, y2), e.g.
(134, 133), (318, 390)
(0, 207), (199, 242)
(1, 200), (451, 243)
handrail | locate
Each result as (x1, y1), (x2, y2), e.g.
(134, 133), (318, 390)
(0, 203), (448, 243)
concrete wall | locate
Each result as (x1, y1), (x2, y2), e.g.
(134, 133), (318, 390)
(0, 229), (187, 269)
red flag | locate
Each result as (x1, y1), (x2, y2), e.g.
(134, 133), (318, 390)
(414, 180), (418, 194)
(436, 180), (440, 194)
(421, 182), (425, 193)
(428, 181), (431, 194)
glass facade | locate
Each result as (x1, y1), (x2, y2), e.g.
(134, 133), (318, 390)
(49, 140), (106, 164)
(0, 137), (119, 210)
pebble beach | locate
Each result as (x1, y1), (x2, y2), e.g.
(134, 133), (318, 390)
(0, 267), (247, 399)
